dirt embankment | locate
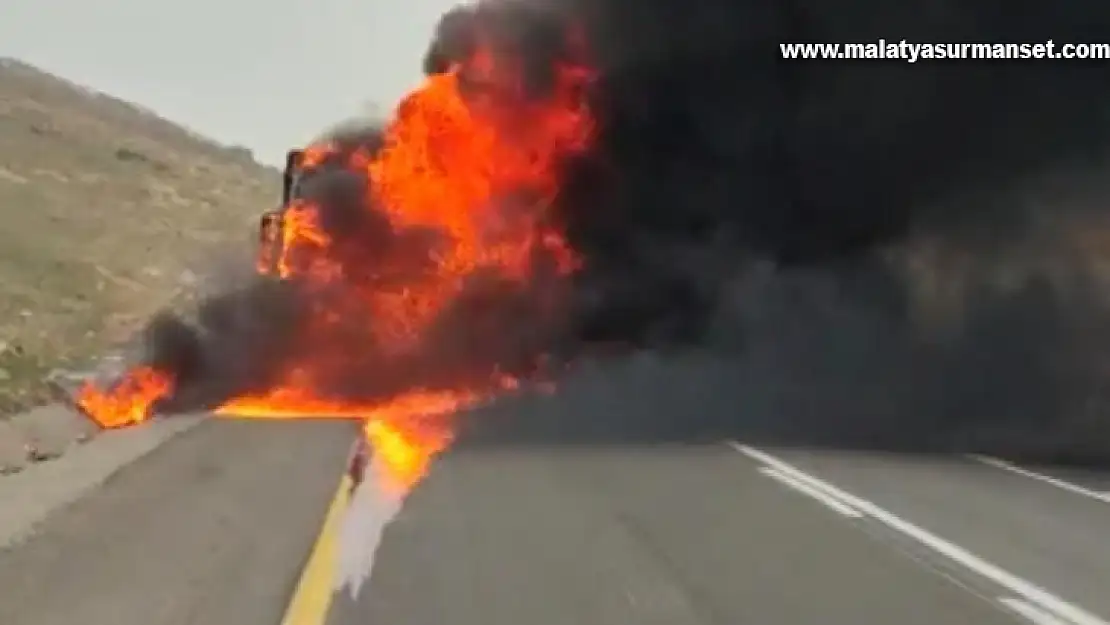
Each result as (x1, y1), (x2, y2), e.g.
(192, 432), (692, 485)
(0, 58), (277, 473)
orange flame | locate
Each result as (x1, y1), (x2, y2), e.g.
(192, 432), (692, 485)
(76, 366), (174, 429)
(218, 386), (473, 492)
(78, 36), (594, 498)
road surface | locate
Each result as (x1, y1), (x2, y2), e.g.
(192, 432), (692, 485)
(2, 418), (1110, 625)
(0, 418), (356, 625)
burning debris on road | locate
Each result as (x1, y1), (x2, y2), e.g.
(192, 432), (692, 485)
(75, 0), (1110, 570)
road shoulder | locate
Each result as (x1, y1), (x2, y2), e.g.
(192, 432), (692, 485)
(0, 418), (353, 625)
(0, 406), (203, 549)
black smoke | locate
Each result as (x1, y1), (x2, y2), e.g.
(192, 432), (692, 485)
(434, 0), (1110, 463)
(545, 0), (1110, 335)
(119, 0), (1110, 464)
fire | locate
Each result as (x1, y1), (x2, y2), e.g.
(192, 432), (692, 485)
(362, 412), (456, 494)
(76, 366), (174, 429)
(219, 386), (473, 491)
(77, 29), (594, 499)
(275, 199), (343, 281)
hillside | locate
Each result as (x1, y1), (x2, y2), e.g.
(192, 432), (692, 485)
(0, 59), (281, 415)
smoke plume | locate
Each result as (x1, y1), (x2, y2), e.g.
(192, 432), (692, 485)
(443, 0), (1110, 463)
(131, 0), (1110, 463)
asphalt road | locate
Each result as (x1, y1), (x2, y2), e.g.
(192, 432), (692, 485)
(332, 443), (1110, 625)
(2, 419), (1110, 625)
(0, 418), (356, 625)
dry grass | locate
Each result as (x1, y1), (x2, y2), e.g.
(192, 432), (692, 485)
(0, 58), (280, 416)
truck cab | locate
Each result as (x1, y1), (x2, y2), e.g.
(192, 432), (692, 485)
(257, 148), (306, 275)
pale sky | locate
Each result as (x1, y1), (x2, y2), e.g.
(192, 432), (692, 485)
(0, 0), (456, 165)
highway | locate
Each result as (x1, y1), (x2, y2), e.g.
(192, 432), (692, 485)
(2, 418), (1110, 625)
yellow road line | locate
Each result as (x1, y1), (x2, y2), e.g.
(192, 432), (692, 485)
(280, 474), (353, 625)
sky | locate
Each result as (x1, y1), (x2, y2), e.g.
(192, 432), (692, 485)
(0, 0), (456, 165)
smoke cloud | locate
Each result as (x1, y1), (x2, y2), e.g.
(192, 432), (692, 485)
(445, 0), (1110, 463)
(129, 0), (1110, 464)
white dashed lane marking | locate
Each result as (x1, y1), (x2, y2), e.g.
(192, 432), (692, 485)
(969, 455), (1110, 506)
(732, 443), (1109, 625)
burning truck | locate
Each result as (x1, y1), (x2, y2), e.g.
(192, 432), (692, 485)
(255, 146), (369, 278)
(73, 6), (598, 504)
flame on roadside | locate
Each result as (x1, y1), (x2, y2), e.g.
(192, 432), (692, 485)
(75, 366), (174, 430)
